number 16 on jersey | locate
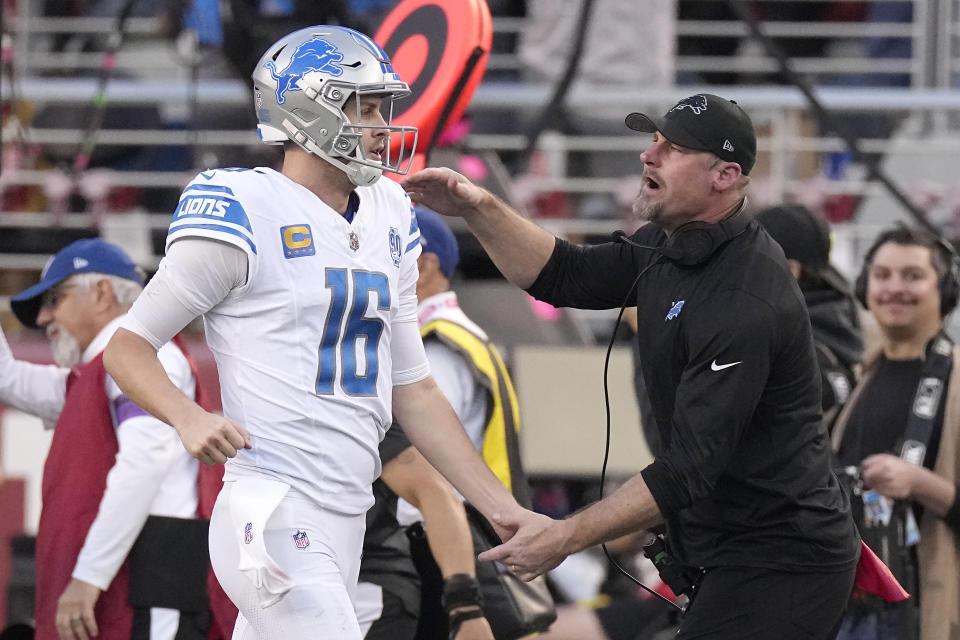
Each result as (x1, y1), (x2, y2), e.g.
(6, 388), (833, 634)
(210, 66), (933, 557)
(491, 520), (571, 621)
(316, 268), (391, 396)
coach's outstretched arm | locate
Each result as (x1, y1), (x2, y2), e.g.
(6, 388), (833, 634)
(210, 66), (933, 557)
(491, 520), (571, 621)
(402, 168), (555, 290)
(479, 472), (663, 581)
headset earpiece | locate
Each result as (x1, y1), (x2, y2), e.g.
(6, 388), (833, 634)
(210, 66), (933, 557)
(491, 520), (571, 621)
(854, 267), (869, 309)
(937, 241), (960, 316)
(615, 210), (751, 267)
(662, 211), (752, 267)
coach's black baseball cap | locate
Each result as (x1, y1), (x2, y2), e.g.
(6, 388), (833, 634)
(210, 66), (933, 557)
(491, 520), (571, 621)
(625, 94), (757, 175)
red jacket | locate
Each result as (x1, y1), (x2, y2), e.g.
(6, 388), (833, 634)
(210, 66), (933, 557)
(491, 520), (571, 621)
(34, 340), (236, 639)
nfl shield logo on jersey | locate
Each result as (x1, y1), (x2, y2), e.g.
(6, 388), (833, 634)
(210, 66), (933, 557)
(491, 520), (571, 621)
(389, 227), (402, 267)
(244, 522), (253, 544)
(293, 529), (310, 549)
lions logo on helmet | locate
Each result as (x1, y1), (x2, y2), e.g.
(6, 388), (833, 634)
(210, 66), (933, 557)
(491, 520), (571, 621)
(252, 25), (419, 187)
(265, 37), (345, 105)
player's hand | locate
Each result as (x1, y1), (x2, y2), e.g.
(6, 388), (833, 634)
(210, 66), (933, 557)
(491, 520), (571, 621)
(453, 613), (495, 640)
(480, 510), (567, 581)
(175, 407), (252, 465)
(861, 453), (917, 500)
(401, 168), (489, 218)
(56, 578), (101, 640)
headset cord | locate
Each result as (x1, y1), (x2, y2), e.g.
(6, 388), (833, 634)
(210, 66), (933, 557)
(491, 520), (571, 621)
(597, 258), (684, 612)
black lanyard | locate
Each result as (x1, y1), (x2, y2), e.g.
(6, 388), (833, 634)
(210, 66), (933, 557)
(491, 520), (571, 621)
(899, 333), (953, 466)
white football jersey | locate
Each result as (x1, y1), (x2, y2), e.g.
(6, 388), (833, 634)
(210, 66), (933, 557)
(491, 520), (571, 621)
(166, 167), (422, 515)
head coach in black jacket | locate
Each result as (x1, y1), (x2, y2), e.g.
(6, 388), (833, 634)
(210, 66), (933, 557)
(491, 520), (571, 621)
(401, 94), (861, 639)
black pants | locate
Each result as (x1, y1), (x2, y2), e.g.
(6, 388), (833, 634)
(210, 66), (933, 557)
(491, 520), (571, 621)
(365, 591), (419, 640)
(677, 564), (857, 639)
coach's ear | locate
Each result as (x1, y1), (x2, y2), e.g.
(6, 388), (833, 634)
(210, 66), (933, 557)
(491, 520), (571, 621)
(712, 161), (742, 192)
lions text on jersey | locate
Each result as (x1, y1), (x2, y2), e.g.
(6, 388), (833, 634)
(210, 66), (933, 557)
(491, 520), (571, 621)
(167, 167), (422, 515)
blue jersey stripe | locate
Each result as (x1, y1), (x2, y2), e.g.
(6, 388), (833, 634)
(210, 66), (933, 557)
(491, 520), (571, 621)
(168, 224), (258, 254)
(405, 235), (421, 254)
(172, 196), (253, 232)
(184, 183), (235, 195)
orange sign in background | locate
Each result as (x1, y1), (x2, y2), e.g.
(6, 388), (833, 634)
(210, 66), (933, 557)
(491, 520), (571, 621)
(376, 0), (492, 176)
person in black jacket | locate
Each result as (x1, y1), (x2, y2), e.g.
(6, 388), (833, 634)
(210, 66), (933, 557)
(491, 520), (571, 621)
(357, 424), (494, 640)
(755, 203), (863, 422)
(402, 94), (861, 639)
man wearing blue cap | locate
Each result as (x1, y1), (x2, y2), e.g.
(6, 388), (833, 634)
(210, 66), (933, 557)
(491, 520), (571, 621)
(411, 207), (526, 490)
(0, 239), (230, 640)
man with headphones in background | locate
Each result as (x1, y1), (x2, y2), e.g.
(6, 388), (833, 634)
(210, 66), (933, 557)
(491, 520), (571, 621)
(403, 94), (860, 639)
(832, 226), (960, 640)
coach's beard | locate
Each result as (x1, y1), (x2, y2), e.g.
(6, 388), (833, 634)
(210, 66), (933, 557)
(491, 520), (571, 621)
(633, 196), (664, 225)
(47, 323), (81, 368)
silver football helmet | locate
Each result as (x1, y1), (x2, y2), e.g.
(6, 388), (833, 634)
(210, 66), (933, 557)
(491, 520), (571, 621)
(252, 25), (418, 186)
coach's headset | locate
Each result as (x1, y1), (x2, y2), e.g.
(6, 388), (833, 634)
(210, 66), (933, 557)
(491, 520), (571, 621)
(853, 231), (960, 318)
(613, 202), (752, 267)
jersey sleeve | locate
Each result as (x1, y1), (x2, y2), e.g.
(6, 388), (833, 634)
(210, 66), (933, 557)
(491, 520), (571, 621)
(166, 172), (258, 269)
(640, 290), (777, 516)
(122, 238), (248, 350)
(398, 195), (422, 320)
(391, 195), (430, 385)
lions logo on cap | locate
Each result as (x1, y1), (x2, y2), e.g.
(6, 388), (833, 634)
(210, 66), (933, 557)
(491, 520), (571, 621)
(670, 95), (708, 116)
(265, 36), (345, 105)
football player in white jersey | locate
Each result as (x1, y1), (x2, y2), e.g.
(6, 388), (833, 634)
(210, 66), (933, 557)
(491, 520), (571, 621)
(103, 26), (544, 640)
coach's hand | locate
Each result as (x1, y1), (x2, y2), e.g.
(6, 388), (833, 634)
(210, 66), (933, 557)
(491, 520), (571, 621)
(481, 511), (569, 581)
(175, 406), (251, 465)
(401, 168), (489, 219)
(56, 578), (100, 640)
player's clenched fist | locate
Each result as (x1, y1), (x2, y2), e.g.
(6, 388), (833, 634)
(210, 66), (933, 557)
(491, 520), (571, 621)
(175, 410), (251, 465)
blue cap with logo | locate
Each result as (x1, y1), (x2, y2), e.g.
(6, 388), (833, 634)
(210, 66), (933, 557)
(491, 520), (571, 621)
(11, 238), (144, 328)
(415, 207), (459, 279)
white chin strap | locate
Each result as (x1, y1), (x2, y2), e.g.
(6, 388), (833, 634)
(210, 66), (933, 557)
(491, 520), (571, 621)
(281, 120), (383, 187)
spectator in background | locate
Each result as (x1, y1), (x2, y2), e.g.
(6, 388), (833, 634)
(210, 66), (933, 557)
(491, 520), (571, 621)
(1, 239), (233, 640)
(518, 0), (675, 219)
(756, 204), (862, 423)
(357, 423), (494, 640)
(381, 207), (540, 640)
(832, 227), (960, 640)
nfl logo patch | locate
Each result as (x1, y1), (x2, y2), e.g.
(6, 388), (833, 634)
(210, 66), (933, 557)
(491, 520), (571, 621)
(388, 226), (402, 267)
(349, 231), (360, 252)
(244, 522), (253, 544)
(293, 530), (310, 549)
